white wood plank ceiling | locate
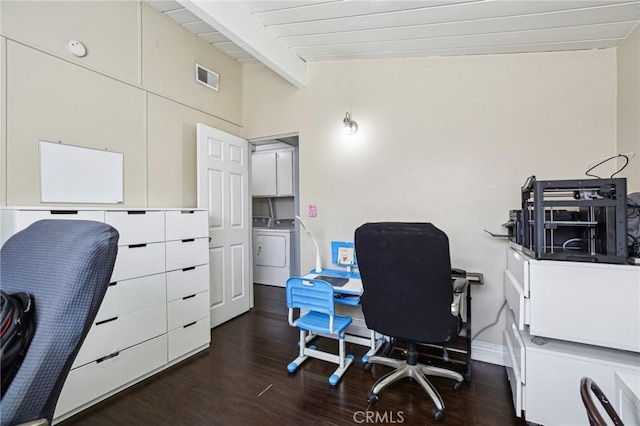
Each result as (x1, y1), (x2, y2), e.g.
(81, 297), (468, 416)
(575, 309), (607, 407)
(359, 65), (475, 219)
(148, 0), (640, 88)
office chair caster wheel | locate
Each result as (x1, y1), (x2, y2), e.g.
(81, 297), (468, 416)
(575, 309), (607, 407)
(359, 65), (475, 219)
(454, 381), (464, 390)
(366, 390), (379, 403)
(431, 408), (445, 421)
(363, 362), (373, 371)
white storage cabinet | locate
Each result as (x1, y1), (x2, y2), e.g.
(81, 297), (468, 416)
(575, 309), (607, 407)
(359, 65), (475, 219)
(251, 148), (294, 197)
(0, 208), (211, 423)
(503, 243), (640, 425)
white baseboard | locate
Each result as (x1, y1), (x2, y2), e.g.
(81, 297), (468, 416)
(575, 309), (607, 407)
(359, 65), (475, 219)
(471, 340), (507, 366)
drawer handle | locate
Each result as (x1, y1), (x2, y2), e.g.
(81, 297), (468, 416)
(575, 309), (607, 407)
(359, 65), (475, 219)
(182, 238), (195, 243)
(128, 243), (147, 248)
(183, 294), (196, 300)
(180, 210), (195, 214)
(108, 282), (118, 287)
(183, 322), (197, 328)
(96, 351), (120, 363)
(96, 317), (118, 326)
(127, 211), (145, 215)
(182, 266), (196, 272)
(50, 210), (78, 215)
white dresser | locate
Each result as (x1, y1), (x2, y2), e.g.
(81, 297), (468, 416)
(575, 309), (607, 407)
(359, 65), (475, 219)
(0, 208), (211, 423)
(503, 243), (640, 425)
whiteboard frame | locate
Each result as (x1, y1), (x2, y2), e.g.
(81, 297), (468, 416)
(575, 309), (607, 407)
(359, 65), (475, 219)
(39, 140), (124, 204)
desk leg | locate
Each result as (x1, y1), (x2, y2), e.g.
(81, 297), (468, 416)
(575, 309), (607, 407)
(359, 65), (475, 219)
(362, 331), (386, 363)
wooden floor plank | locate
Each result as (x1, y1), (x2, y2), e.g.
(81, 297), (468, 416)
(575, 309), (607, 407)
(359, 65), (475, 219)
(59, 284), (526, 425)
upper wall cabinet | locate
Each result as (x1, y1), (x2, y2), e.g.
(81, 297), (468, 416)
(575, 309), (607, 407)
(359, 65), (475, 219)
(252, 149), (294, 197)
(141, 3), (242, 126)
(0, 1), (140, 84)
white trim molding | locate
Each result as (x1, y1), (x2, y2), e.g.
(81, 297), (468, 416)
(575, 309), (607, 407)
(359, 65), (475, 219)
(178, 0), (307, 88)
(471, 340), (507, 367)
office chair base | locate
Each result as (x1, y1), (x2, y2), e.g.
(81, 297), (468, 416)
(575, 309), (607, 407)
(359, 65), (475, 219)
(431, 408), (445, 422)
(366, 356), (463, 421)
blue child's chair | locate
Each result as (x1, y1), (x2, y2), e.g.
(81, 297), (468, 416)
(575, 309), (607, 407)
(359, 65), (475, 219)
(285, 277), (354, 385)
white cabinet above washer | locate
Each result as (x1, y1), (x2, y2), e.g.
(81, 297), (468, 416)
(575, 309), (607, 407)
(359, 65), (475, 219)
(251, 149), (294, 197)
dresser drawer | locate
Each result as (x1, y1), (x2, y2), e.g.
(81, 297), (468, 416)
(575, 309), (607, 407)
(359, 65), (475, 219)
(168, 317), (210, 362)
(505, 310), (526, 384)
(165, 238), (209, 271)
(55, 335), (167, 419)
(96, 273), (166, 322)
(506, 247), (530, 297)
(167, 291), (209, 331)
(167, 264), (209, 301)
(504, 333), (525, 418)
(165, 210), (208, 241)
(105, 211), (164, 245)
(529, 261), (640, 352)
(110, 242), (166, 282)
(73, 304), (167, 367)
(14, 210), (105, 232)
(504, 269), (529, 330)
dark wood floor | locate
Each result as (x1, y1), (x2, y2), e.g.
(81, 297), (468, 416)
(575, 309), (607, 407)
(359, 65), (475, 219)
(59, 284), (526, 426)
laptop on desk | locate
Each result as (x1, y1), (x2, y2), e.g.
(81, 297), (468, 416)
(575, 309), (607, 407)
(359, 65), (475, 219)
(314, 275), (349, 287)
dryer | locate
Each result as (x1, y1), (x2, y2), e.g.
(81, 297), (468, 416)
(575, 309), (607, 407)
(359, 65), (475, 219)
(253, 228), (295, 287)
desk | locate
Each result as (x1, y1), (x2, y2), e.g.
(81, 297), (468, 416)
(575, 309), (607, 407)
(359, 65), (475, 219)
(303, 269), (482, 374)
(302, 269), (385, 361)
(410, 272), (482, 383)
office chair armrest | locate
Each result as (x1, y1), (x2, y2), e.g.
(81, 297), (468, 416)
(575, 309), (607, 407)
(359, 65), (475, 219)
(452, 278), (468, 294)
(15, 419), (49, 426)
(451, 278), (469, 316)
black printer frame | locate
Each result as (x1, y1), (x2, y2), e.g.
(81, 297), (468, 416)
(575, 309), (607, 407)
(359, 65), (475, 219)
(521, 178), (628, 264)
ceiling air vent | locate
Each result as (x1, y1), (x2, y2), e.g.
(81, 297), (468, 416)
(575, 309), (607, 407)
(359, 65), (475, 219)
(195, 63), (219, 92)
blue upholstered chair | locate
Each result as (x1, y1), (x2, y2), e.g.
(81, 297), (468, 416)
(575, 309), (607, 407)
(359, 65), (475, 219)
(285, 277), (354, 385)
(0, 220), (119, 426)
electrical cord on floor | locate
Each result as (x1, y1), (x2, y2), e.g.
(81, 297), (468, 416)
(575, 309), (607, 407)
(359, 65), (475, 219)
(470, 300), (507, 342)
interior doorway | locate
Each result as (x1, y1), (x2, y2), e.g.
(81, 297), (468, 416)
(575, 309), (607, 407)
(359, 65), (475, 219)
(249, 133), (300, 287)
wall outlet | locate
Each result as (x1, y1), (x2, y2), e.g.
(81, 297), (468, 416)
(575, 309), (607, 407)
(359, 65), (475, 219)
(308, 204), (317, 218)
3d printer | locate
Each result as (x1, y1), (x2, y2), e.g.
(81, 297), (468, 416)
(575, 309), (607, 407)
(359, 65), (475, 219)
(521, 176), (628, 264)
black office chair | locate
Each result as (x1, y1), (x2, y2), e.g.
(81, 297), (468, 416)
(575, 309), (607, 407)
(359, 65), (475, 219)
(580, 377), (624, 426)
(0, 220), (119, 426)
(355, 222), (468, 421)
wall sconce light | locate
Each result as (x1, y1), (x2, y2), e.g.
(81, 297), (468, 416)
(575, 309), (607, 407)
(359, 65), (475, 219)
(343, 112), (358, 135)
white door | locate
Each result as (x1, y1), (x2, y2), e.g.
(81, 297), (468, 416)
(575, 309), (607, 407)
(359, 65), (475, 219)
(196, 123), (251, 328)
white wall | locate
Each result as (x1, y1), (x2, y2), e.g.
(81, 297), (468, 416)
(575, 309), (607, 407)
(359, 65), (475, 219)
(0, 1), (243, 207)
(617, 24), (640, 193)
(244, 49), (618, 346)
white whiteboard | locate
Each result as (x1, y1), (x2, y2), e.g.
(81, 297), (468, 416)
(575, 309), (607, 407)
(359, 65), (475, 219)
(39, 141), (123, 203)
